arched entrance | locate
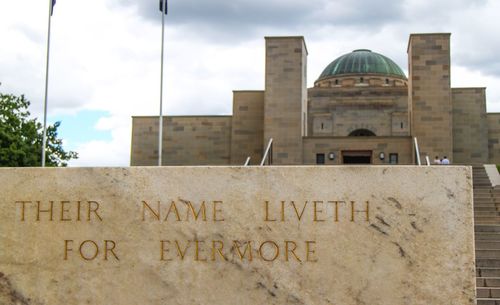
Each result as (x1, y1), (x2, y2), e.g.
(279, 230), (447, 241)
(343, 129), (375, 164)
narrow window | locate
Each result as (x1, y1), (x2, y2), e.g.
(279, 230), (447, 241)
(316, 154), (325, 165)
(360, 77), (364, 83)
(335, 79), (339, 85)
(386, 78), (389, 84)
(400, 122), (404, 129)
(321, 123), (324, 130)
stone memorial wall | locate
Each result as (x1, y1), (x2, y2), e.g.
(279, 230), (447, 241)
(0, 166), (475, 304)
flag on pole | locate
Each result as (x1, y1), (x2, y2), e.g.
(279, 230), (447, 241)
(159, 0), (168, 14)
(51, 0), (56, 15)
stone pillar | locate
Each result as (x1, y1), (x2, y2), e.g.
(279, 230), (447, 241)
(408, 33), (453, 162)
(264, 36), (307, 165)
(230, 91), (264, 165)
(452, 88), (488, 164)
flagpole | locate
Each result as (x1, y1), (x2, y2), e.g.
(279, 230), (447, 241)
(158, 0), (166, 166)
(42, 0), (53, 167)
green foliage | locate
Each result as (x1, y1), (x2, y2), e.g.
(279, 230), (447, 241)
(0, 93), (78, 167)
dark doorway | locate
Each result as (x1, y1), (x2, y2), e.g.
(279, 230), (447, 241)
(316, 153), (325, 165)
(342, 151), (372, 164)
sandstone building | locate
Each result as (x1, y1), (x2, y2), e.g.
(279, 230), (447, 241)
(131, 33), (500, 165)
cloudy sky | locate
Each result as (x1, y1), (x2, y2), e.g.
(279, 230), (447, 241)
(1, 0), (499, 166)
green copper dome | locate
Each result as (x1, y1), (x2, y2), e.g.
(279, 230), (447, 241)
(318, 49), (407, 80)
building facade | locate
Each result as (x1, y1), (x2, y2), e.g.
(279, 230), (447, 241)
(131, 33), (499, 166)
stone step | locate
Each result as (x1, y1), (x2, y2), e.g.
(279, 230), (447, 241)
(477, 242), (500, 249)
(475, 205), (500, 208)
(477, 259), (500, 268)
(477, 205), (500, 208)
(476, 226), (500, 233)
(478, 277), (500, 287)
(479, 268), (500, 277)
(476, 212), (500, 217)
(477, 221), (500, 225)
(475, 217), (500, 223)
(478, 287), (500, 298)
(475, 196), (499, 199)
(475, 195), (497, 200)
(476, 233), (500, 240)
(477, 298), (500, 304)
(475, 202), (500, 205)
(476, 207), (500, 212)
(477, 250), (500, 259)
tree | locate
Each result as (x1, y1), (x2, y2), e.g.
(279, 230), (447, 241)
(0, 92), (78, 167)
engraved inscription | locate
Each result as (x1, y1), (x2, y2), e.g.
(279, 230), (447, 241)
(11, 197), (372, 263)
(264, 200), (370, 222)
(142, 200), (224, 222)
(16, 200), (103, 222)
(159, 239), (318, 262)
(64, 240), (120, 261)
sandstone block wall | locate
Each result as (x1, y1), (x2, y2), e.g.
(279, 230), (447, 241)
(452, 88), (488, 164)
(488, 113), (500, 164)
(131, 116), (232, 166)
(408, 33), (453, 161)
(302, 137), (413, 165)
(230, 91), (264, 165)
(264, 37), (307, 165)
(307, 87), (408, 137)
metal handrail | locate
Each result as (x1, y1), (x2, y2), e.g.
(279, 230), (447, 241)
(260, 138), (273, 166)
(414, 137), (421, 166)
(243, 157), (251, 166)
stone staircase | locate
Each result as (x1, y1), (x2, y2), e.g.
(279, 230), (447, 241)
(474, 165), (500, 304)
